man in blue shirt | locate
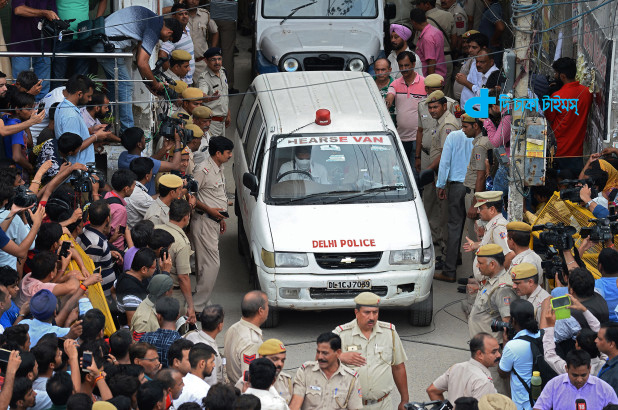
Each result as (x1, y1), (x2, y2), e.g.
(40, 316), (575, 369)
(499, 299), (542, 410)
(3, 91), (36, 173)
(434, 129), (472, 282)
(0, 267), (22, 329)
(597, 248), (618, 322)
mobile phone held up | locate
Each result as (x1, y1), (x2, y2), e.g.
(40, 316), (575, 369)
(58, 241), (71, 259)
(82, 351), (93, 371)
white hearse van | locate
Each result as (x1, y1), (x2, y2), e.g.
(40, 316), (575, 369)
(253, 0), (396, 74)
(233, 71), (434, 327)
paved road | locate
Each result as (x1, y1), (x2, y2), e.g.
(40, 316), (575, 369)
(206, 32), (473, 407)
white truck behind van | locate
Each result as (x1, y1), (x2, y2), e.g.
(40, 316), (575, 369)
(253, 0), (396, 74)
(233, 72), (434, 327)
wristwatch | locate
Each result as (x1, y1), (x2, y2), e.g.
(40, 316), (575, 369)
(586, 199), (594, 208)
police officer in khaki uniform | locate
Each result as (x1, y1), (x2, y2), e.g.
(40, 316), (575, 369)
(157, 198), (197, 324)
(333, 293), (409, 410)
(198, 47), (230, 138)
(290, 332), (362, 410)
(440, 0), (467, 53)
(468, 244), (518, 339)
(144, 174), (183, 226)
(165, 49), (192, 84)
(191, 106), (213, 166)
(191, 136), (233, 311)
(236, 339), (293, 404)
(505, 221), (543, 283)
(511, 263), (550, 323)
(224, 290), (269, 383)
(171, 87), (203, 119)
(186, 0), (219, 83)
(464, 191), (515, 282)
(461, 114), (493, 242)
(183, 124), (204, 175)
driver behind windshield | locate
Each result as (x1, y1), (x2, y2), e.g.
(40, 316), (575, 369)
(277, 146), (329, 183)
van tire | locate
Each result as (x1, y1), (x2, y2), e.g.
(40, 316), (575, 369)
(237, 215), (245, 256)
(263, 306), (280, 328)
(409, 286), (433, 327)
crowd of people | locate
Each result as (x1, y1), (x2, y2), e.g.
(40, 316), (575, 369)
(0, 0), (610, 408)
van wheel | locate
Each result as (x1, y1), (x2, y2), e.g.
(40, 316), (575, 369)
(262, 306), (280, 328)
(237, 214), (245, 256)
(409, 286), (433, 327)
(234, 190), (240, 216)
(249, 261), (260, 290)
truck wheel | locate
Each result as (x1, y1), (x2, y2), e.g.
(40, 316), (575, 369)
(262, 306), (280, 328)
(409, 286), (433, 327)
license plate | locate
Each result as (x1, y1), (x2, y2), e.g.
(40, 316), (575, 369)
(327, 280), (371, 290)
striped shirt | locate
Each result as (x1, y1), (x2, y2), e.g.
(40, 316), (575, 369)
(160, 26), (195, 84)
(77, 226), (116, 296)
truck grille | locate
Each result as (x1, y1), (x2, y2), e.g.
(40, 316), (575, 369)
(309, 286), (388, 299)
(315, 252), (382, 270)
(303, 56), (345, 71)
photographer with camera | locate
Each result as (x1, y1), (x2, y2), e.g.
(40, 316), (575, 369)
(596, 248), (618, 322)
(9, 0), (58, 100)
(118, 127), (183, 196)
(511, 263), (550, 324)
(498, 299), (545, 410)
(2, 91), (37, 173)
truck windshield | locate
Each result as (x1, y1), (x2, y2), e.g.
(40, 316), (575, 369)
(263, 0), (378, 18)
(266, 133), (414, 205)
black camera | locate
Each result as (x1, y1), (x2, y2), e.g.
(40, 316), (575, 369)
(40, 18), (74, 41)
(183, 175), (198, 194)
(158, 113), (193, 148)
(491, 319), (515, 339)
(152, 57), (180, 100)
(532, 222), (577, 251)
(580, 217), (618, 242)
(559, 179), (597, 203)
(540, 247), (567, 285)
(69, 163), (104, 193)
(13, 185), (38, 209)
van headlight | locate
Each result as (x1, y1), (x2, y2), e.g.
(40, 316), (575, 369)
(262, 249), (309, 268)
(282, 58), (299, 72)
(390, 246), (433, 265)
(348, 58), (365, 72)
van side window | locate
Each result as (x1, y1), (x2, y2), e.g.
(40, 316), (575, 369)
(244, 109), (264, 164)
(236, 87), (256, 138)
(252, 132), (266, 181)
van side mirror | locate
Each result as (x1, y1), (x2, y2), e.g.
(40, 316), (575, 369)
(243, 172), (259, 198)
(418, 169), (434, 187)
(384, 3), (396, 20)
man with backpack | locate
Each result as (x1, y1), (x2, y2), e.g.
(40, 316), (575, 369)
(499, 299), (557, 410)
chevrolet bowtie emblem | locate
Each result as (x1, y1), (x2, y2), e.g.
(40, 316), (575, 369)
(341, 257), (356, 264)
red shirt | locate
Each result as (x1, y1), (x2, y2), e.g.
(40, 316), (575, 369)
(544, 81), (593, 157)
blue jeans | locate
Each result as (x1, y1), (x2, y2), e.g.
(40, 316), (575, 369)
(92, 43), (133, 131)
(12, 56), (51, 101)
(51, 40), (92, 90)
(493, 164), (509, 217)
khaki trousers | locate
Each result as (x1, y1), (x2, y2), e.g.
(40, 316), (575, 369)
(214, 19), (236, 88)
(190, 213), (221, 312)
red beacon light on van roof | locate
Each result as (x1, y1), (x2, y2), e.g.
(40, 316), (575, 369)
(315, 109), (331, 126)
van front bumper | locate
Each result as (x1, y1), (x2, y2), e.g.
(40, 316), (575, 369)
(257, 265), (434, 310)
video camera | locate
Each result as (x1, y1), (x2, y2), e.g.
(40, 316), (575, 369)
(491, 319), (516, 339)
(152, 57), (179, 101)
(158, 113), (193, 148)
(69, 162), (105, 193)
(580, 216), (618, 242)
(183, 174), (198, 194)
(540, 247), (567, 285)
(559, 179), (598, 203)
(40, 18), (74, 41)
(532, 222), (577, 251)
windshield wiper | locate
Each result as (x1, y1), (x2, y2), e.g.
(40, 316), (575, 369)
(280, 0), (317, 24)
(284, 189), (361, 204)
(324, 185), (405, 204)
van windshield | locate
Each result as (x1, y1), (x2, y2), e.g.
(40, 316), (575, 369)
(266, 133), (414, 205)
(263, 0), (378, 18)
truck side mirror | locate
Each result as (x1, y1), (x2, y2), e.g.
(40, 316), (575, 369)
(243, 172), (259, 198)
(384, 3), (396, 20)
(418, 169), (434, 187)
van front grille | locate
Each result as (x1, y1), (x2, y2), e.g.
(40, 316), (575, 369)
(303, 56), (346, 71)
(315, 252), (382, 269)
(309, 286), (388, 299)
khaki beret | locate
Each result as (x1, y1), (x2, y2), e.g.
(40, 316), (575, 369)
(477, 244), (504, 258)
(172, 80), (188, 94)
(192, 106), (212, 119)
(181, 146), (191, 155)
(511, 263), (538, 280)
(424, 74), (445, 88)
(171, 49), (192, 61)
(427, 90), (445, 103)
(258, 339), (286, 356)
(159, 174), (183, 189)
(461, 113), (478, 124)
(354, 292), (380, 307)
(506, 221), (532, 232)
(474, 191), (503, 207)
(182, 87), (203, 100)
(478, 394), (517, 410)
(185, 123), (204, 139)
(463, 30), (480, 39)
(93, 402), (118, 410)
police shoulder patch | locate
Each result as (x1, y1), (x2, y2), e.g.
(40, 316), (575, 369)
(499, 232), (507, 239)
(503, 296), (511, 305)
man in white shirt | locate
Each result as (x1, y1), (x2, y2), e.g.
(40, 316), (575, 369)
(126, 157), (156, 229)
(459, 51), (498, 109)
(184, 304), (224, 386)
(244, 358), (289, 410)
(388, 24), (423, 78)
(277, 146), (328, 184)
(173, 343), (216, 408)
